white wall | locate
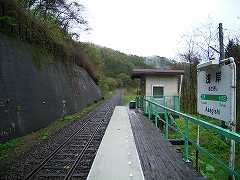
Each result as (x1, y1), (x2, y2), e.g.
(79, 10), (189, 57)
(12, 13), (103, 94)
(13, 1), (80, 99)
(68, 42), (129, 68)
(145, 76), (178, 96)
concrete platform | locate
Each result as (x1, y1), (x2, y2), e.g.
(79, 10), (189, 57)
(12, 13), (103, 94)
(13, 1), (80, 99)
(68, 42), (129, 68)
(87, 106), (145, 180)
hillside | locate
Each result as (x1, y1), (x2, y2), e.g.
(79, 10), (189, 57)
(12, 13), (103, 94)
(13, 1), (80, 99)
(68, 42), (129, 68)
(79, 43), (152, 92)
(0, 0), (151, 94)
(145, 56), (173, 69)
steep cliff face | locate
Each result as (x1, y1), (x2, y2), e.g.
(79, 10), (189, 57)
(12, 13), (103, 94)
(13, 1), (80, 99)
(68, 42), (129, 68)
(0, 33), (101, 142)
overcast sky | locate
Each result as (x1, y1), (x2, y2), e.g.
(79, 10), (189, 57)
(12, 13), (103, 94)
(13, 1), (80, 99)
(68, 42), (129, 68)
(78, 0), (240, 59)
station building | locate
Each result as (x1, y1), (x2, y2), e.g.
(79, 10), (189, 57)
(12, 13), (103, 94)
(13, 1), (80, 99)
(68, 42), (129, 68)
(131, 69), (184, 97)
(131, 69), (184, 111)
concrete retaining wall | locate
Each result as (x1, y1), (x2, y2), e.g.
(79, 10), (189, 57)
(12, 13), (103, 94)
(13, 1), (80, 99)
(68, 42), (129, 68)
(0, 33), (101, 142)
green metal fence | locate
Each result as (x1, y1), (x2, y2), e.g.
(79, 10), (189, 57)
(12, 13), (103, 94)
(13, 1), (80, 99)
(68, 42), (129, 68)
(135, 95), (240, 178)
(137, 96), (180, 114)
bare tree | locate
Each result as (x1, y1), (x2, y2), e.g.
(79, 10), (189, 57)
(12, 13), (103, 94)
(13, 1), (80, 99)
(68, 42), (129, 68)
(178, 33), (201, 113)
(180, 20), (219, 61)
(54, 1), (88, 34)
(179, 34), (200, 63)
(193, 22), (218, 60)
(18, 0), (89, 38)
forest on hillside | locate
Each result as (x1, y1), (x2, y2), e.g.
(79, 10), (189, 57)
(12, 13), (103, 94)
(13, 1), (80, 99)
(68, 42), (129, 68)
(0, 0), (151, 94)
(79, 43), (152, 93)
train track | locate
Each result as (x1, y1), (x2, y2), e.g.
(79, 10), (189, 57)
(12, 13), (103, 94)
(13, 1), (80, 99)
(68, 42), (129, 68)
(24, 93), (121, 180)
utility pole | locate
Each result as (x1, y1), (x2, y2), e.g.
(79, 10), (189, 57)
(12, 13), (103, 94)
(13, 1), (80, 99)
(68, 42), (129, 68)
(219, 23), (227, 129)
(219, 23), (225, 63)
(219, 23), (236, 180)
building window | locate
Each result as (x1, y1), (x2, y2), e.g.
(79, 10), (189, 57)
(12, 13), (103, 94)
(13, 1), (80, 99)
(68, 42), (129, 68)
(152, 86), (164, 97)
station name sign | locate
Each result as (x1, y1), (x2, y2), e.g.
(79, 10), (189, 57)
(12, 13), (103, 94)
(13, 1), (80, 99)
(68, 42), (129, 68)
(197, 58), (235, 123)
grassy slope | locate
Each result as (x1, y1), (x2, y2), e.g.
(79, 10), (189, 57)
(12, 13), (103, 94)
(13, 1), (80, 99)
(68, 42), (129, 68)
(168, 116), (240, 180)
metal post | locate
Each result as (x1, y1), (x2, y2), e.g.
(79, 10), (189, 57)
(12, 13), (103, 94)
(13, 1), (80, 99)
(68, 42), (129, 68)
(183, 117), (190, 162)
(174, 96), (179, 111)
(144, 98), (147, 115)
(136, 96), (139, 110)
(164, 112), (169, 139)
(163, 96), (166, 113)
(155, 112), (158, 128)
(173, 96), (176, 110)
(177, 96), (181, 111)
(137, 96), (141, 110)
(135, 97), (138, 110)
(148, 103), (151, 122)
(229, 139), (236, 180)
(196, 125), (200, 171)
(229, 58), (236, 180)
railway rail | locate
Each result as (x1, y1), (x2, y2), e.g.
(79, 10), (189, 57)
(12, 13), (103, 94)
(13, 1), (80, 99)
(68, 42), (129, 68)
(23, 92), (122, 180)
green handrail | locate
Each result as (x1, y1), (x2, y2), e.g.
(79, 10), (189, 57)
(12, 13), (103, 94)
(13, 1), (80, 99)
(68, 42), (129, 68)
(143, 97), (240, 142)
(136, 95), (240, 178)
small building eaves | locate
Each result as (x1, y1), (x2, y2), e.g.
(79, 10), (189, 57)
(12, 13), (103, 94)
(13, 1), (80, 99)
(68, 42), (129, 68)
(131, 69), (184, 78)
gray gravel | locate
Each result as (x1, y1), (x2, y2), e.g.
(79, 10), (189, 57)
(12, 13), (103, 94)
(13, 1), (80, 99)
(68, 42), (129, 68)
(1, 91), (122, 180)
